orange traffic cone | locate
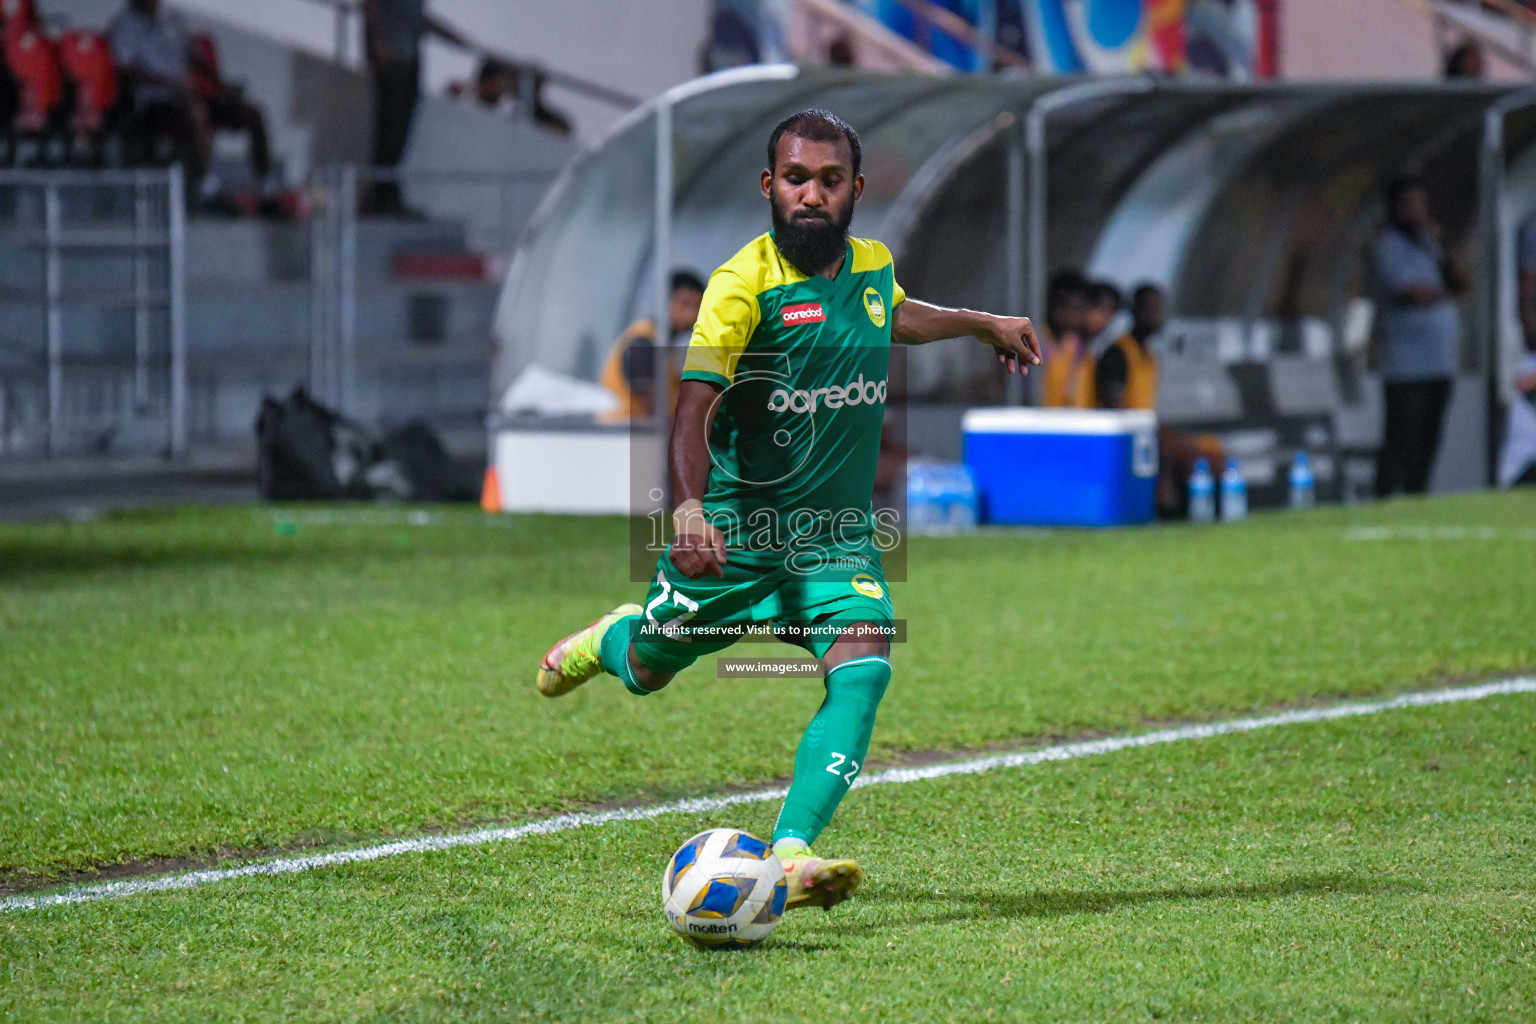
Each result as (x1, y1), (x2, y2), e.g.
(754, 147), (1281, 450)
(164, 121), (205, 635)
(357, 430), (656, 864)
(481, 465), (502, 512)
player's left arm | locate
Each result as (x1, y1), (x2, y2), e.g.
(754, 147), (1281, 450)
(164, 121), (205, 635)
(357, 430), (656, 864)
(891, 298), (1042, 375)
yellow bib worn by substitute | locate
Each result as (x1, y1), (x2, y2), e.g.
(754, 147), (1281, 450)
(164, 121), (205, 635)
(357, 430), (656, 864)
(1041, 334), (1095, 409)
(1106, 334), (1158, 410)
(598, 319), (682, 422)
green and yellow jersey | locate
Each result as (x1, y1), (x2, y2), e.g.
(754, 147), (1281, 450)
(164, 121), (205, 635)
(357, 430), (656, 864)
(681, 232), (904, 572)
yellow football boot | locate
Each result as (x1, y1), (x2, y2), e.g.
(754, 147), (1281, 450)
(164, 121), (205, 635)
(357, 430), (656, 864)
(779, 851), (864, 911)
(536, 604), (642, 698)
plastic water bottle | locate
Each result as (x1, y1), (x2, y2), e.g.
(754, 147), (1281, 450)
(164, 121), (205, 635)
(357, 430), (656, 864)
(906, 462), (978, 535)
(1220, 459), (1248, 523)
(1289, 451), (1316, 510)
(1189, 458), (1216, 524)
(944, 464), (978, 532)
(907, 462), (934, 534)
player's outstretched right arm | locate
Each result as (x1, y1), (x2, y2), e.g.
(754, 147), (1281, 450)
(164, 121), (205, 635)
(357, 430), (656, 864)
(891, 298), (1041, 376)
(667, 380), (729, 580)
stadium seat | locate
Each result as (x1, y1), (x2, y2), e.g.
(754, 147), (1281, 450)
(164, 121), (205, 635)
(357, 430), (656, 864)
(3, 24), (65, 166)
(0, 0), (35, 155)
(0, 0), (37, 39)
(1155, 357), (1243, 425)
(59, 28), (122, 165)
(59, 29), (117, 134)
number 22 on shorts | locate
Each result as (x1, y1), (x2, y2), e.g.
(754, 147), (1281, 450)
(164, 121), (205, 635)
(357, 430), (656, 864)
(645, 568), (700, 638)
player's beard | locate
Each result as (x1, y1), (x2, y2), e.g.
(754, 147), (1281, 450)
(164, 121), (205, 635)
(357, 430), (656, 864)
(770, 195), (853, 277)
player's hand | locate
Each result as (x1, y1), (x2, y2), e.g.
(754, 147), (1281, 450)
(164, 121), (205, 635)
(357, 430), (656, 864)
(670, 500), (728, 579)
(979, 314), (1042, 376)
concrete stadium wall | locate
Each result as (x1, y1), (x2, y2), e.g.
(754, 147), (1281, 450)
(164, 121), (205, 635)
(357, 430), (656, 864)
(45, 0), (580, 184)
(1282, 0), (1528, 81)
(46, 0), (707, 143)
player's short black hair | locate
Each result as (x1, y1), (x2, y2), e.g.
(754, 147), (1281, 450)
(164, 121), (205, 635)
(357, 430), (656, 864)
(1090, 281), (1123, 309)
(670, 270), (706, 294)
(1131, 283), (1162, 305)
(1047, 269), (1090, 308)
(766, 109), (862, 178)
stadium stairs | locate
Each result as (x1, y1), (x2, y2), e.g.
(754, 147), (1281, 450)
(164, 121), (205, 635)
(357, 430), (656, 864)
(0, 195), (511, 514)
(1, 2), (577, 514)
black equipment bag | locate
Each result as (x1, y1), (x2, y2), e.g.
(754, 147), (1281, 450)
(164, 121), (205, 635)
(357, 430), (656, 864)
(255, 388), (371, 500)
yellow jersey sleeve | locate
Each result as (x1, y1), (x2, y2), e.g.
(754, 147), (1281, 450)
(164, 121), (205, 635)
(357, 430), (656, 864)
(681, 268), (760, 388)
(850, 236), (905, 308)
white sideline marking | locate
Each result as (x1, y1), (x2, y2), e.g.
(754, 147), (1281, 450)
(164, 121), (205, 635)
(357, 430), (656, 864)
(259, 510), (517, 529)
(4, 677), (1533, 915)
(1345, 526), (1536, 542)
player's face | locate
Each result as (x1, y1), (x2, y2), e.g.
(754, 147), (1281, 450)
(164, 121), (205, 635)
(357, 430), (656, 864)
(761, 136), (865, 275)
(1133, 291), (1164, 335)
(761, 135), (863, 230)
(1083, 300), (1115, 337)
(1049, 293), (1088, 338)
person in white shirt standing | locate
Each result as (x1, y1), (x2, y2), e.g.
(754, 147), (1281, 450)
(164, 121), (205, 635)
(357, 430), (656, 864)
(1369, 174), (1471, 497)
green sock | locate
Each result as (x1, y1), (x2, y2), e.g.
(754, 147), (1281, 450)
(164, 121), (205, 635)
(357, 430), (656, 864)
(772, 656), (891, 846)
(598, 614), (651, 696)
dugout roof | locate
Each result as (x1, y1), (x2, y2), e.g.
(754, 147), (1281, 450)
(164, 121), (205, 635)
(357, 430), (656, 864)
(490, 68), (1515, 404)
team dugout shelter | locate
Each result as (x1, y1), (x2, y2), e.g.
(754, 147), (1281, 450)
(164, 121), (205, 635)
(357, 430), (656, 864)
(486, 66), (1526, 514)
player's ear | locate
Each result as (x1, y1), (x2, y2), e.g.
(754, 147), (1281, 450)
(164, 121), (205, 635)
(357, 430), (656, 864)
(761, 168), (773, 200)
(852, 174), (864, 204)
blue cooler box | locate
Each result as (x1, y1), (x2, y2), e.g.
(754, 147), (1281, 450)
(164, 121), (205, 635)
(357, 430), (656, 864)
(962, 408), (1158, 527)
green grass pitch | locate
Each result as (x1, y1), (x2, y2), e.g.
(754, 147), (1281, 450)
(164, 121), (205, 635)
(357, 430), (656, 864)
(2, 492), (1533, 1020)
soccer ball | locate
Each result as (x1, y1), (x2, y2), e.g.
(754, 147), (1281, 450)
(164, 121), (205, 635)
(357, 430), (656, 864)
(662, 828), (787, 950)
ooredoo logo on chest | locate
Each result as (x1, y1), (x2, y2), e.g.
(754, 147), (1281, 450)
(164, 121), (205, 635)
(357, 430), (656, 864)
(781, 303), (826, 326)
(766, 374), (887, 414)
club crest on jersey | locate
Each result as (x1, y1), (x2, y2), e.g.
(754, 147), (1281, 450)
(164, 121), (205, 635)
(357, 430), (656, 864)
(863, 288), (886, 328)
(781, 302), (825, 326)
(850, 573), (885, 599)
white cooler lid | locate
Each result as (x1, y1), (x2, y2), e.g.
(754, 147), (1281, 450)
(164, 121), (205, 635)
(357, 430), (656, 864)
(962, 407), (1158, 435)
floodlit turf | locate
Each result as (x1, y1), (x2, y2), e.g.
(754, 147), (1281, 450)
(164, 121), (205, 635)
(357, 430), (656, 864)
(2, 494), (1534, 1018)
(2, 688), (1531, 1021)
(1, 492), (1533, 887)
(2, 495), (1535, 1019)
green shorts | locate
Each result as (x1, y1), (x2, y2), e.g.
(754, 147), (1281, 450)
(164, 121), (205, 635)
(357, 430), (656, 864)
(629, 548), (894, 674)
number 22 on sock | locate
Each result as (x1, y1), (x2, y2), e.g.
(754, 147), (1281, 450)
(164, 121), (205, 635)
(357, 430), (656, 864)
(826, 752), (860, 784)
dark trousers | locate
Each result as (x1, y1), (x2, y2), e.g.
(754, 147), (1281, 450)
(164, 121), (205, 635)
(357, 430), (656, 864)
(369, 60), (420, 212)
(1376, 378), (1452, 497)
(131, 102), (205, 179)
(207, 94), (272, 179)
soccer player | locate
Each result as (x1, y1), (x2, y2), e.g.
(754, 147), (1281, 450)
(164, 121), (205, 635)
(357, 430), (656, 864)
(535, 109), (1039, 911)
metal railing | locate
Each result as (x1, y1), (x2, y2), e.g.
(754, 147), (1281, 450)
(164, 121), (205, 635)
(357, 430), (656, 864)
(883, 0), (1029, 70)
(0, 164), (549, 459)
(306, 165), (556, 420)
(1425, 0), (1536, 72)
(790, 0), (1027, 73)
(789, 0), (950, 73)
(0, 168), (187, 458)
(1454, 0), (1536, 31)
